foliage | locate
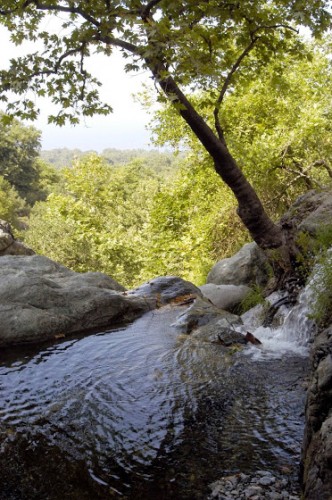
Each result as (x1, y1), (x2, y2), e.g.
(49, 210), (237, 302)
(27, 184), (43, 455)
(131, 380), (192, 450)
(0, 113), (42, 204)
(25, 155), (160, 287)
(220, 39), (332, 213)
(0, 1), (329, 126)
(0, 175), (26, 229)
(310, 250), (332, 328)
(238, 286), (267, 315)
(0, 113), (60, 208)
(140, 154), (249, 284)
(296, 224), (332, 328)
(41, 147), (181, 176)
(1, 2), (331, 282)
(0, 1), (330, 254)
(148, 39), (332, 217)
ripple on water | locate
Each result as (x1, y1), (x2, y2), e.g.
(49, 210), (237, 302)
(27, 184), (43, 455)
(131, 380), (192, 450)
(0, 307), (308, 498)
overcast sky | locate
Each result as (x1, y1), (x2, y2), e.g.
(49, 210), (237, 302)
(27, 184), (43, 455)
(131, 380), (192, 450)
(0, 25), (153, 151)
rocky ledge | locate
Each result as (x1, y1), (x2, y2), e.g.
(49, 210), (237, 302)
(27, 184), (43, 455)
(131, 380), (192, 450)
(0, 254), (153, 346)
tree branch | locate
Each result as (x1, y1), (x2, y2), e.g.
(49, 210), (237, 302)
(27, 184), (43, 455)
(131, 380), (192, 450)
(312, 159), (332, 179)
(141, 0), (164, 20)
(14, 43), (87, 82)
(213, 36), (258, 143)
(92, 33), (140, 55)
(34, 1), (101, 27)
(213, 22), (298, 142)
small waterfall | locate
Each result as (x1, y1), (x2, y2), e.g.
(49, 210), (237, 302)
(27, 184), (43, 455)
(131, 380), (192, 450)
(239, 278), (317, 361)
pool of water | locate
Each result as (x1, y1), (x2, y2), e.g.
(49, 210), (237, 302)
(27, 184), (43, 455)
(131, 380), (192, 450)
(0, 305), (308, 499)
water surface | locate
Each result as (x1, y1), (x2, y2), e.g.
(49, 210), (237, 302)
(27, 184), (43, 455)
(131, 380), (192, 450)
(0, 305), (308, 498)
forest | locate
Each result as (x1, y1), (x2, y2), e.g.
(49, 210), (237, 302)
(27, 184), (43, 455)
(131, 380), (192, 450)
(0, 35), (331, 288)
(0, 1), (331, 288)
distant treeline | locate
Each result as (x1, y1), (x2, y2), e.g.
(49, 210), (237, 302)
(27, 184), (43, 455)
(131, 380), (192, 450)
(41, 147), (181, 173)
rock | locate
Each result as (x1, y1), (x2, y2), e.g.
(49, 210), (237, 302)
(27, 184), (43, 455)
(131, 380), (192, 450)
(199, 283), (251, 311)
(55, 270), (125, 292)
(0, 255), (152, 346)
(172, 295), (241, 334)
(244, 331), (262, 345)
(208, 471), (300, 499)
(244, 485), (263, 498)
(217, 327), (248, 347)
(301, 324), (332, 499)
(280, 189), (332, 236)
(317, 353), (332, 390)
(128, 275), (202, 306)
(207, 242), (270, 287)
(0, 220), (34, 256)
(258, 475), (276, 486)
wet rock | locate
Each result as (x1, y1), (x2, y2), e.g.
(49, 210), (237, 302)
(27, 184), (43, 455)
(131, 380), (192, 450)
(172, 296), (241, 334)
(0, 220), (34, 256)
(128, 275), (202, 306)
(208, 471), (300, 499)
(217, 327), (248, 347)
(0, 255), (151, 346)
(317, 353), (332, 390)
(199, 283), (251, 311)
(301, 324), (332, 499)
(207, 242), (270, 287)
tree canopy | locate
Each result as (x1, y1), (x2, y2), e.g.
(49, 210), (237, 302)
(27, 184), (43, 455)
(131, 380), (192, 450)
(0, 114), (60, 206)
(25, 155), (161, 286)
(1, 0), (331, 269)
(0, 1), (330, 125)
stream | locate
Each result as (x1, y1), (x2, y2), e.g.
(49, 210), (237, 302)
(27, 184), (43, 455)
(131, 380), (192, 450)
(0, 290), (313, 499)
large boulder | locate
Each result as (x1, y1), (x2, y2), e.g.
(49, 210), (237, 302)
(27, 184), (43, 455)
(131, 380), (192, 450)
(207, 242), (270, 287)
(0, 255), (152, 346)
(128, 275), (203, 306)
(280, 189), (332, 236)
(199, 283), (251, 311)
(0, 220), (34, 256)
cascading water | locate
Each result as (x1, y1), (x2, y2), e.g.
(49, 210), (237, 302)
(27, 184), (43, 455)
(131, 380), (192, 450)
(240, 281), (317, 360)
(0, 278), (318, 499)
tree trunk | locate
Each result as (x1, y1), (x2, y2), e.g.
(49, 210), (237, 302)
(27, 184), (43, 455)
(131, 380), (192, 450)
(149, 62), (284, 250)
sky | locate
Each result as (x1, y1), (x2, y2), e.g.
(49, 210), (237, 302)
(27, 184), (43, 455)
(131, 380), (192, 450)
(0, 24), (154, 152)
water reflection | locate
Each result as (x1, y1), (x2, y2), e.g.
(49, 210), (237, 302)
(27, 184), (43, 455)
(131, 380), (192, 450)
(0, 307), (308, 498)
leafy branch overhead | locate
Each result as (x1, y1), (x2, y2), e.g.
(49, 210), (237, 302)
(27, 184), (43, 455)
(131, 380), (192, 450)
(1, 0), (331, 261)
(0, 1), (330, 127)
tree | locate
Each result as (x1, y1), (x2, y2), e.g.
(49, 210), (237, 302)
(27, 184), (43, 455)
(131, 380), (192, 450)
(0, 1), (331, 277)
(0, 113), (42, 204)
(141, 39), (332, 283)
(0, 175), (26, 229)
(25, 155), (160, 287)
(148, 38), (332, 216)
(0, 114), (60, 204)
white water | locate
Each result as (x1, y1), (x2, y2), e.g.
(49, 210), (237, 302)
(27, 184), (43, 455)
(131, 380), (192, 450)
(239, 281), (317, 361)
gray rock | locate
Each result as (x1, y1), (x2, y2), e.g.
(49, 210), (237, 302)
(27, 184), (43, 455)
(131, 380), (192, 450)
(0, 255), (151, 346)
(128, 275), (202, 306)
(280, 189), (332, 236)
(208, 471), (300, 500)
(207, 242), (269, 287)
(258, 475), (276, 486)
(244, 485), (263, 498)
(317, 353), (332, 390)
(216, 326), (248, 346)
(172, 296), (241, 334)
(0, 220), (34, 256)
(199, 283), (251, 311)
(302, 324), (332, 499)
